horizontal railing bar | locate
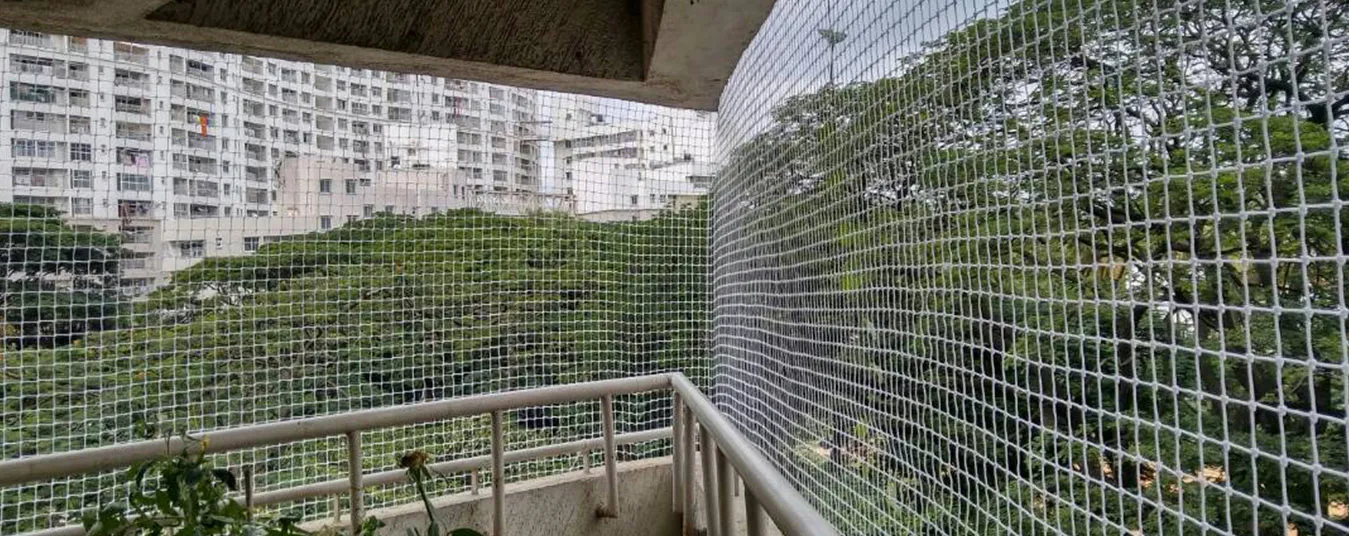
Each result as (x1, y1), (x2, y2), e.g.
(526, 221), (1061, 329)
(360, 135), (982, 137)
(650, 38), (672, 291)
(0, 374), (673, 488)
(252, 428), (671, 506)
(11, 373), (843, 536)
(21, 429), (673, 536)
(670, 374), (840, 536)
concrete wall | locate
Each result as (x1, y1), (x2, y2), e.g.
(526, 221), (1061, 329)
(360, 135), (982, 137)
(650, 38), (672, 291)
(305, 458), (680, 536)
(0, 0), (776, 110)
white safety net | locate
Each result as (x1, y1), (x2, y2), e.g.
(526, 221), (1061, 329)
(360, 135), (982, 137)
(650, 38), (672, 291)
(714, 0), (1349, 534)
(0, 30), (714, 532)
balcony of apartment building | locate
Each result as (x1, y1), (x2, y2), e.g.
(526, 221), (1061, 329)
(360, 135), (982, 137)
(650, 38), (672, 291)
(9, 81), (87, 110)
(112, 42), (150, 65)
(170, 105), (212, 129)
(170, 80), (215, 104)
(172, 154), (219, 177)
(242, 121), (268, 141)
(241, 77), (266, 96)
(113, 69), (151, 91)
(113, 95), (152, 120)
(11, 110), (69, 135)
(172, 129), (219, 152)
(184, 58), (214, 81)
(9, 55), (89, 84)
(10, 167), (70, 194)
(244, 143), (269, 163)
(244, 186), (270, 206)
(172, 177), (221, 200)
(243, 165), (271, 184)
(241, 56), (265, 75)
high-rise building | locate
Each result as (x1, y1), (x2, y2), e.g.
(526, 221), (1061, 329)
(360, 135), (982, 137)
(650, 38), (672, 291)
(0, 29), (545, 287)
(549, 93), (717, 216)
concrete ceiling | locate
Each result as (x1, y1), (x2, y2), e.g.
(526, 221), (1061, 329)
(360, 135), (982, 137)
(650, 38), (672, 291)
(0, 0), (775, 110)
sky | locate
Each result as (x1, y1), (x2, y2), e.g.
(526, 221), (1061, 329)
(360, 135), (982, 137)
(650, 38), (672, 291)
(533, 0), (1011, 171)
(718, 0), (1009, 147)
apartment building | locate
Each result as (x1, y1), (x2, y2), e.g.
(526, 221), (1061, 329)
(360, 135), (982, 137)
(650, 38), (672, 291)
(549, 93), (716, 216)
(0, 28), (544, 288)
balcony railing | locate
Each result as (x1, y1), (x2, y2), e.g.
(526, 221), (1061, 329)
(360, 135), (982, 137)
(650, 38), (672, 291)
(0, 373), (838, 536)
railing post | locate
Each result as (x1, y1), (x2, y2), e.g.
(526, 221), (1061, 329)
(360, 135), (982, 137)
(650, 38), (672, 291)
(681, 405), (696, 536)
(716, 447), (734, 536)
(582, 448), (591, 473)
(744, 488), (764, 536)
(700, 424), (720, 536)
(671, 391), (683, 514)
(597, 394), (620, 518)
(491, 410), (506, 536)
(470, 469), (480, 495)
(346, 431), (363, 536)
(243, 465), (255, 521)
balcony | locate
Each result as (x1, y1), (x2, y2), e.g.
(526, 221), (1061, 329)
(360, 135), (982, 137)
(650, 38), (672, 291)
(8, 31), (52, 48)
(6, 3), (1349, 536)
(241, 57), (264, 75)
(113, 42), (149, 65)
(115, 128), (152, 142)
(0, 374), (833, 536)
(113, 72), (151, 91)
(114, 99), (151, 116)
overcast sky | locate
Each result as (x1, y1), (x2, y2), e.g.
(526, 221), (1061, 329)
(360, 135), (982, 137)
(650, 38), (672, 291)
(533, 0), (1010, 178)
(717, 0), (1009, 146)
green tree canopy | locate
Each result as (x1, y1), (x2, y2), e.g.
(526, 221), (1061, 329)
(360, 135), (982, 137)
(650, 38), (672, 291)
(1, 203), (125, 349)
(718, 0), (1349, 533)
(2, 206), (708, 533)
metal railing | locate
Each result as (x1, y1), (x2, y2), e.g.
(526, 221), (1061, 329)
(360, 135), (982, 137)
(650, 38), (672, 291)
(0, 373), (838, 536)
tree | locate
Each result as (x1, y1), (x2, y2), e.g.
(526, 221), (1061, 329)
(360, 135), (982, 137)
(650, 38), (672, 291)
(0, 203), (125, 349)
(2, 206), (709, 533)
(717, 0), (1349, 533)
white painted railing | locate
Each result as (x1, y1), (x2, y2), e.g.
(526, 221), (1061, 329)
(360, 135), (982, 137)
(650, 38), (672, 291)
(0, 373), (838, 536)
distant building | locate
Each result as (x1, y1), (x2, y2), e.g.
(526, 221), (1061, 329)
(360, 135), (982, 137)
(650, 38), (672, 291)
(549, 94), (717, 215)
(0, 28), (544, 288)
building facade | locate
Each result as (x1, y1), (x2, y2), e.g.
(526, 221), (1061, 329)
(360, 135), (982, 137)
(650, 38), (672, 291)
(549, 93), (716, 216)
(0, 29), (545, 287)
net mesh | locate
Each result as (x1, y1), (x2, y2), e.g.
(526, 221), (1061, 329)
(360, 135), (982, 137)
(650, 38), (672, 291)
(0, 31), (713, 532)
(6, 0), (1349, 533)
(714, 0), (1349, 534)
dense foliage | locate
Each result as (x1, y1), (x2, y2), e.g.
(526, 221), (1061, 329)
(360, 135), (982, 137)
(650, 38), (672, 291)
(2, 206), (708, 532)
(1, 203), (125, 349)
(717, 0), (1349, 533)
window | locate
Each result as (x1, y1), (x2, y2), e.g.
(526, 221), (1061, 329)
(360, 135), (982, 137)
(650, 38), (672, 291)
(71, 197), (92, 215)
(70, 170), (92, 188)
(70, 143), (91, 162)
(384, 205), (395, 213)
(364, 205), (375, 218)
(244, 237), (260, 252)
(345, 179), (358, 194)
(346, 215), (359, 224)
(319, 216), (332, 230)
(68, 116), (91, 134)
(117, 173), (152, 192)
(630, 195), (639, 206)
(319, 179), (332, 193)
(174, 240), (205, 258)
(13, 168), (64, 187)
(13, 139), (60, 158)
(122, 227), (153, 244)
(10, 81), (57, 103)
